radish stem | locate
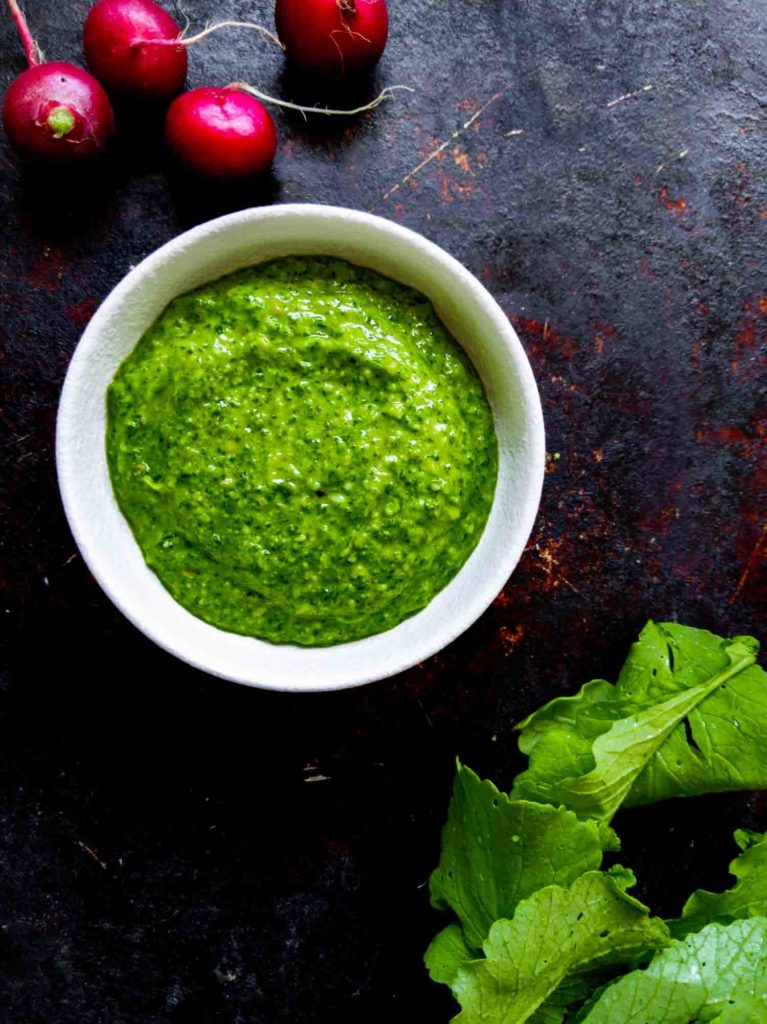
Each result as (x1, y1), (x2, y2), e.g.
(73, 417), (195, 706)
(7, 0), (42, 66)
(230, 82), (413, 118)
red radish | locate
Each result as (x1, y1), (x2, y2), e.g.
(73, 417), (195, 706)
(2, 0), (114, 163)
(83, 0), (283, 102)
(275, 0), (388, 79)
(164, 87), (277, 181)
(83, 0), (187, 101)
(164, 79), (411, 181)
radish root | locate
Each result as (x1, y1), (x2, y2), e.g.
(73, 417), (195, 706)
(178, 20), (284, 50)
(140, 21), (285, 51)
(230, 83), (413, 119)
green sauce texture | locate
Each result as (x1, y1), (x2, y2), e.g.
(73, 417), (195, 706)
(107, 257), (498, 646)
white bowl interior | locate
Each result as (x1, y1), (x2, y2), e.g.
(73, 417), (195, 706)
(56, 205), (545, 691)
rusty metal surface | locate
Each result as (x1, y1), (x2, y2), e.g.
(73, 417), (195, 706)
(1, 1), (766, 1021)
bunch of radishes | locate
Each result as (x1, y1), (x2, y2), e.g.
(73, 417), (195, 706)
(2, 0), (392, 180)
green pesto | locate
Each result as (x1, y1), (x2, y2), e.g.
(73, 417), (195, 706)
(106, 257), (498, 646)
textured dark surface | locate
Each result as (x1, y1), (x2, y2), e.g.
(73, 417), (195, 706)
(1, 1), (766, 1021)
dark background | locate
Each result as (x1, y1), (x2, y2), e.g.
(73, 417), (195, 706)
(2, 1), (766, 1021)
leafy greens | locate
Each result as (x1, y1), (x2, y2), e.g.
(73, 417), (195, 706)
(425, 620), (767, 1024)
(512, 622), (764, 821)
(671, 829), (767, 937)
(576, 919), (767, 1023)
(451, 870), (669, 1024)
(429, 762), (607, 950)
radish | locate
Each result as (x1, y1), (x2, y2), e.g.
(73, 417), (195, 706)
(83, 0), (187, 101)
(2, 0), (114, 163)
(164, 79), (410, 180)
(164, 87), (277, 181)
(275, 0), (389, 79)
(83, 0), (283, 102)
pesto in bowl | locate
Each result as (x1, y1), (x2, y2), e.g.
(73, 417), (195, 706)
(106, 256), (498, 646)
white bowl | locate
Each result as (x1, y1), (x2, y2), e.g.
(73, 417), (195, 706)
(56, 204), (545, 692)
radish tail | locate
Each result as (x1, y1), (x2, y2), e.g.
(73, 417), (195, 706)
(230, 83), (413, 119)
(145, 21), (284, 51)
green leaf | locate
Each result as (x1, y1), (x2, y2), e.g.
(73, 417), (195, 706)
(595, 821), (621, 853)
(451, 871), (669, 1023)
(670, 831), (767, 937)
(735, 828), (766, 851)
(515, 678), (619, 785)
(425, 923), (475, 986)
(430, 762), (606, 950)
(576, 918), (767, 1023)
(529, 1006), (565, 1024)
(530, 973), (617, 1024)
(709, 993), (767, 1023)
(512, 622), (763, 821)
(625, 625), (764, 808)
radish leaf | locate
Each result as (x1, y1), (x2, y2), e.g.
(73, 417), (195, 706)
(429, 762), (606, 951)
(451, 871), (669, 1024)
(425, 923), (475, 986)
(512, 622), (764, 821)
(670, 830), (767, 937)
(576, 919), (767, 1023)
